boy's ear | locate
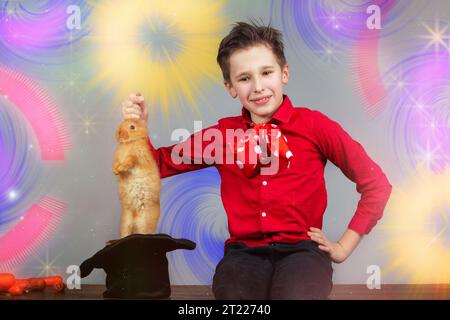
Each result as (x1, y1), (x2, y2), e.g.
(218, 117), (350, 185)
(224, 80), (238, 99)
(282, 64), (289, 84)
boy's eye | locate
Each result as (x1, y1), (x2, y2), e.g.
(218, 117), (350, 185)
(239, 77), (249, 82)
(263, 70), (273, 76)
(130, 125), (135, 130)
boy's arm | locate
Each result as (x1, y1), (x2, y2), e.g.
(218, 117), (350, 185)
(312, 111), (392, 235)
(308, 111), (392, 262)
(337, 228), (363, 258)
(122, 93), (221, 178)
(147, 124), (221, 179)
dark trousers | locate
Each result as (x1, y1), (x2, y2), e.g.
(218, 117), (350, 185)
(212, 240), (333, 300)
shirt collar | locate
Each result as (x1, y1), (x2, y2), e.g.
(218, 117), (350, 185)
(241, 95), (294, 128)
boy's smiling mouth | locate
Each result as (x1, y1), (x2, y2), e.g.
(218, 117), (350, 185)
(250, 95), (272, 105)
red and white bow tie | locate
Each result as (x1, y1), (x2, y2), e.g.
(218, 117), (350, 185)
(229, 123), (293, 178)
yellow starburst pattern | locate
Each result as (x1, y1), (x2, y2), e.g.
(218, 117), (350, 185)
(89, 0), (226, 115)
(382, 165), (450, 286)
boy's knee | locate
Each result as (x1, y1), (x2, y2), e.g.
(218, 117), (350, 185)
(211, 266), (251, 299)
(212, 260), (271, 300)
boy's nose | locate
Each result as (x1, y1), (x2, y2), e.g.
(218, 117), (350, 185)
(253, 78), (264, 93)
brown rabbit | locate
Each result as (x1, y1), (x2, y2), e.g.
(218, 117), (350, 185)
(113, 119), (160, 238)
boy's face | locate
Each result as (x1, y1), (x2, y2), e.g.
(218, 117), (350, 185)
(224, 44), (289, 124)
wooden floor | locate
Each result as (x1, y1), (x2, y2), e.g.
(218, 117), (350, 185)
(1, 284), (449, 300)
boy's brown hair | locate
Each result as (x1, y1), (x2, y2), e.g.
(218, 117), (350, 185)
(217, 21), (287, 83)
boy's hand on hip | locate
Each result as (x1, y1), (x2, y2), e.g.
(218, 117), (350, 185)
(121, 93), (148, 126)
(307, 227), (348, 264)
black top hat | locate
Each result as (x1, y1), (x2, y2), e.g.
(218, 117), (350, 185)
(80, 233), (196, 299)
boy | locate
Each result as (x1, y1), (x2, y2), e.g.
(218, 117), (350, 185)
(121, 22), (392, 299)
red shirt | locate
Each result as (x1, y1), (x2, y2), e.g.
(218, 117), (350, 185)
(147, 95), (392, 247)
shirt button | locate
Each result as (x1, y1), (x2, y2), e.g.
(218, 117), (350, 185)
(262, 181), (268, 186)
(261, 212), (267, 217)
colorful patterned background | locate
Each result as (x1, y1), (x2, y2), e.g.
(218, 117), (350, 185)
(0, 0), (448, 288)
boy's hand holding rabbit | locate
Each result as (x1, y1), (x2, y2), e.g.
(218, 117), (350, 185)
(122, 93), (148, 125)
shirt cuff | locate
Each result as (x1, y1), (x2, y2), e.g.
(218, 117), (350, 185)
(347, 212), (379, 235)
